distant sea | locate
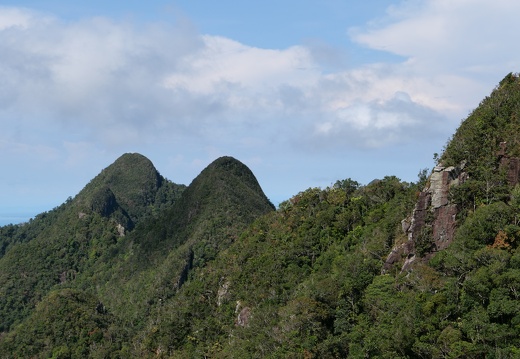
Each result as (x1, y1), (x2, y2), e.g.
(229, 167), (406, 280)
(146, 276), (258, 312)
(0, 213), (36, 227)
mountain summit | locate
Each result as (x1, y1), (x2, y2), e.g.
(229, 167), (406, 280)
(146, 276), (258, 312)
(76, 152), (184, 229)
(0, 153), (185, 332)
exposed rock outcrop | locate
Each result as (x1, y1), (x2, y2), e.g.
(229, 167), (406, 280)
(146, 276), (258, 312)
(217, 279), (230, 307)
(385, 140), (520, 273)
(116, 223), (125, 237)
(383, 163), (467, 272)
(235, 301), (251, 327)
(429, 165), (467, 250)
(498, 142), (520, 186)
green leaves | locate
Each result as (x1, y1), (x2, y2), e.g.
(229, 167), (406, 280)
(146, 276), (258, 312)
(0, 289), (122, 358)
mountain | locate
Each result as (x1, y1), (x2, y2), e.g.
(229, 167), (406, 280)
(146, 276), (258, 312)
(3, 74), (520, 357)
(0, 154), (275, 357)
(85, 156), (276, 335)
(0, 153), (184, 259)
(130, 175), (418, 357)
(0, 153), (185, 333)
(385, 73), (520, 272)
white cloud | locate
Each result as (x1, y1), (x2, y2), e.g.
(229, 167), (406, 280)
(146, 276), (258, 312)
(305, 0), (520, 151)
(307, 90), (446, 150)
(0, 6), (46, 30)
(162, 35), (322, 117)
(351, 0), (520, 79)
(0, 9), (203, 129)
(165, 36), (315, 92)
(1, 1), (518, 168)
(3, 1), (520, 218)
(0, 6), (443, 156)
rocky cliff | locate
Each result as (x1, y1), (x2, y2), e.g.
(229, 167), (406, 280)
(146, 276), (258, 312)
(385, 148), (520, 272)
(383, 163), (467, 272)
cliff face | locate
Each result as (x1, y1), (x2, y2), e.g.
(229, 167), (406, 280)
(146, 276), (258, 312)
(428, 164), (467, 251)
(385, 146), (520, 273)
(384, 163), (467, 272)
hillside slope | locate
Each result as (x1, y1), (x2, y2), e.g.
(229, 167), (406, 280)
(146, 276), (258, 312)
(0, 153), (184, 332)
(131, 176), (418, 357)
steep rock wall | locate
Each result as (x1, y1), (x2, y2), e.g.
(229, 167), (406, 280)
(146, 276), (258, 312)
(385, 140), (520, 273)
(383, 164), (467, 272)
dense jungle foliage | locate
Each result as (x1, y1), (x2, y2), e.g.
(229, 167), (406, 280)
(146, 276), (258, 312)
(2, 74), (520, 358)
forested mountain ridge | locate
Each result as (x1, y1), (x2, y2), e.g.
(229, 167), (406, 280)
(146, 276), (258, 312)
(3, 74), (520, 357)
(0, 153), (184, 260)
(0, 153), (185, 333)
(82, 156), (276, 338)
(386, 73), (520, 274)
(0, 154), (275, 357)
(75, 152), (186, 227)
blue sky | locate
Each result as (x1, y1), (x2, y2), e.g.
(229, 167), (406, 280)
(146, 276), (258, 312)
(1, 0), (519, 225)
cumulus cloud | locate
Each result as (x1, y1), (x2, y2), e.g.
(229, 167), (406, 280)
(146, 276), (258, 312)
(293, 0), (520, 151)
(352, 0), (520, 73)
(309, 90), (447, 150)
(0, 1), (518, 161)
(0, 3), (446, 157)
(350, 0), (520, 109)
(164, 36), (317, 96)
(0, 6), (45, 30)
(0, 8), (202, 138)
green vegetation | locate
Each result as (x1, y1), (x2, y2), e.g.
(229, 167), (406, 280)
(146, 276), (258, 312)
(442, 73), (520, 217)
(0, 289), (122, 358)
(76, 152), (186, 226)
(0, 153), (185, 332)
(136, 176), (417, 357)
(2, 74), (520, 357)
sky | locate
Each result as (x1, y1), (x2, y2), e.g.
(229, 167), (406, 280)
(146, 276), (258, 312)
(1, 0), (519, 225)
